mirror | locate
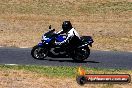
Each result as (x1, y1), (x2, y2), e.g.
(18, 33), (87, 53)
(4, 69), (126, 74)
(49, 25), (51, 29)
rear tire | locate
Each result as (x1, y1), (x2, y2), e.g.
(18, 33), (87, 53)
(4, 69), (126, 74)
(72, 47), (90, 62)
(31, 45), (48, 60)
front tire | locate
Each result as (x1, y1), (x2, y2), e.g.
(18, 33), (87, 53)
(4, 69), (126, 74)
(72, 47), (90, 62)
(31, 45), (48, 60)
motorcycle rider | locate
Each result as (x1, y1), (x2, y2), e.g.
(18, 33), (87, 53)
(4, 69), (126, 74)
(56, 21), (81, 49)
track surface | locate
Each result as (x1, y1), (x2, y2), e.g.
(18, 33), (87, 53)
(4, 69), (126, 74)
(0, 47), (132, 69)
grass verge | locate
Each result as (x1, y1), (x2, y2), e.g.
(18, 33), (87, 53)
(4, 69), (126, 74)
(0, 65), (132, 88)
(0, 65), (132, 78)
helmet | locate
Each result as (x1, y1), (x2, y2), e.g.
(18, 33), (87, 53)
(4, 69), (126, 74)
(62, 21), (72, 32)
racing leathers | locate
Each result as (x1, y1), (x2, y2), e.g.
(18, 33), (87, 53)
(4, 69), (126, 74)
(56, 28), (80, 45)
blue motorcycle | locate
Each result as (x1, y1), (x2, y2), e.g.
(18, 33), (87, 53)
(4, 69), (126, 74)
(31, 25), (94, 62)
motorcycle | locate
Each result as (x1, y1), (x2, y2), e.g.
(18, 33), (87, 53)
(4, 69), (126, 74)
(31, 25), (94, 62)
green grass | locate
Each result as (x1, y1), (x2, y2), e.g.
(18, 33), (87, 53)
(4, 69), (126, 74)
(0, 65), (132, 78)
(0, 65), (77, 78)
(0, 0), (132, 15)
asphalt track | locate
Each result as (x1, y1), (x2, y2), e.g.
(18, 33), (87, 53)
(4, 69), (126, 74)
(0, 47), (132, 69)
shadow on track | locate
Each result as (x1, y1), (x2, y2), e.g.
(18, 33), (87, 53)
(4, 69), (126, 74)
(35, 54), (100, 63)
(46, 59), (100, 63)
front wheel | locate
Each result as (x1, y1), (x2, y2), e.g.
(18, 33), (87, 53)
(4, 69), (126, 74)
(31, 45), (48, 60)
(72, 47), (90, 62)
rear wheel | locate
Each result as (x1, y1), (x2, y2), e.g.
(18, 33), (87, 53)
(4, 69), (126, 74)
(31, 45), (48, 60)
(72, 47), (90, 62)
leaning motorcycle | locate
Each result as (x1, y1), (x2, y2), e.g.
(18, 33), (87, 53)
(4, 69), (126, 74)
(31, 26), (94, 62)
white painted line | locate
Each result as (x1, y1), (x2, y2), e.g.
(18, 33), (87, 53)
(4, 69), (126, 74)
(4, 64), (18, 66)
(102, 50), (110, 51)
(19, 47), (31, 48)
